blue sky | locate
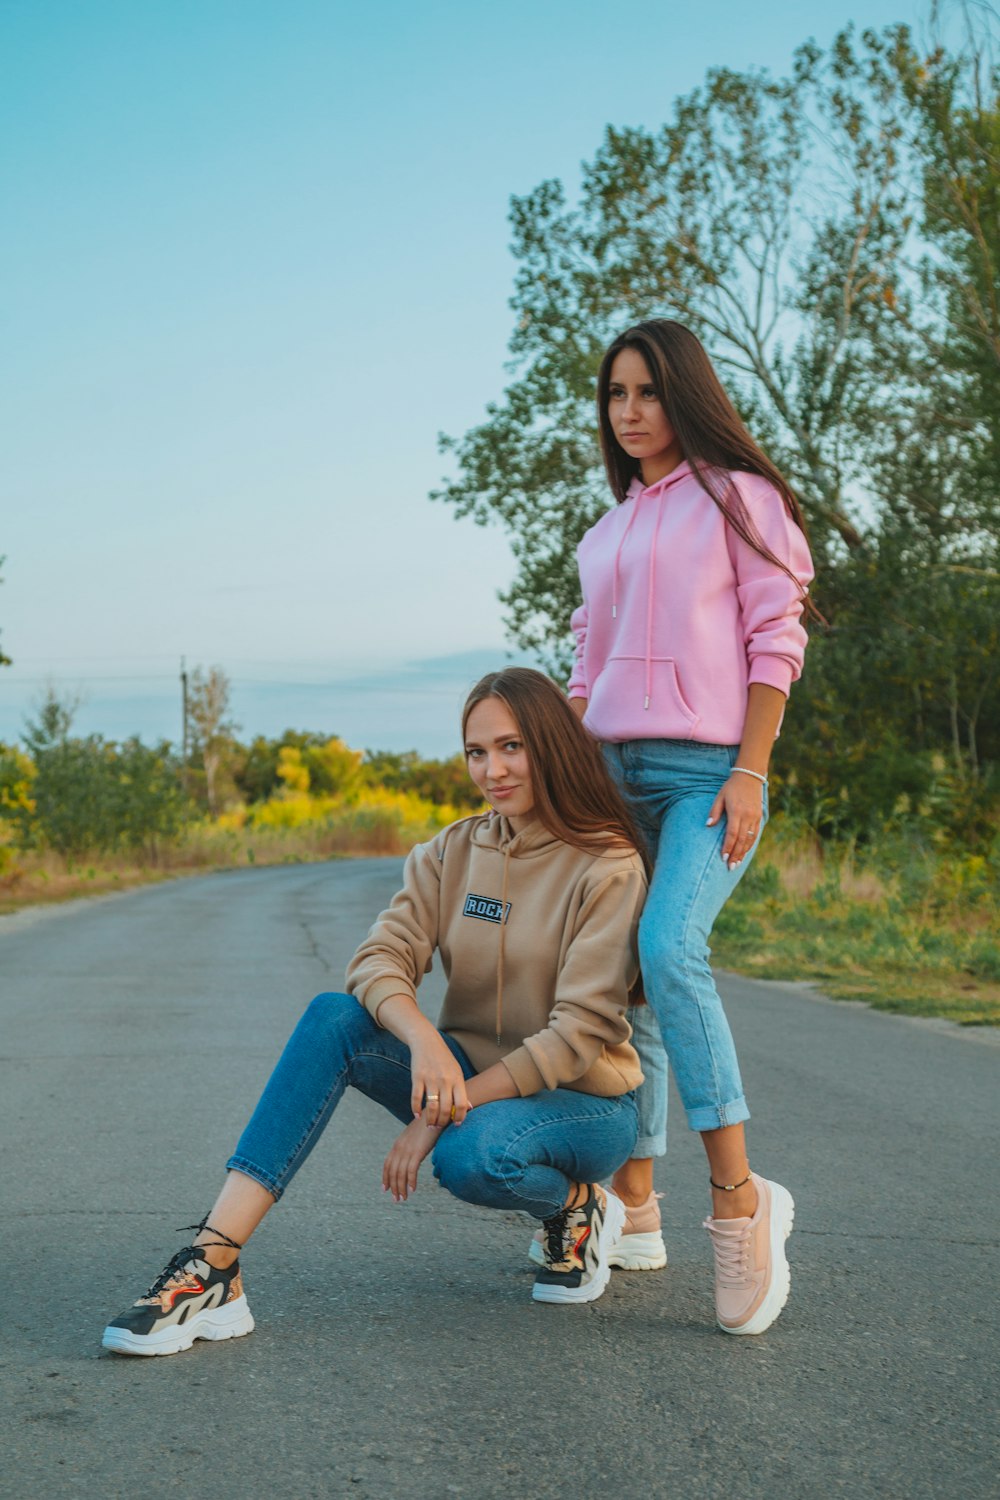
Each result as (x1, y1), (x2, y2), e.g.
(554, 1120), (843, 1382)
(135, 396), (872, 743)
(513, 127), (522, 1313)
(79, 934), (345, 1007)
(2, 0), (929, 755)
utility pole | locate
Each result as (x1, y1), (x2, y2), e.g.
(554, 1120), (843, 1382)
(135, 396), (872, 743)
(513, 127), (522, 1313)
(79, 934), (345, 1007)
(180, 656), (189, 787)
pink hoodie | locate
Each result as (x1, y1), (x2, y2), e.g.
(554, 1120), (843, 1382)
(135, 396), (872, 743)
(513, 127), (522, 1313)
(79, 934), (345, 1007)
(568, 463), (814, 745)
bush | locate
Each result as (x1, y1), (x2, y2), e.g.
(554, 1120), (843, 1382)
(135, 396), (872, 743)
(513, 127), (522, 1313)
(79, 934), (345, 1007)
(15, 731), (189, 861)
(112, 738), (191, 860)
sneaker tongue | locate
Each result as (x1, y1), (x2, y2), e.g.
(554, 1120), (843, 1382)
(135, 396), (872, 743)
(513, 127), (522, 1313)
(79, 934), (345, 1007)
(169, 1252), (209, 1281)
(712, 1216), (752, 1231)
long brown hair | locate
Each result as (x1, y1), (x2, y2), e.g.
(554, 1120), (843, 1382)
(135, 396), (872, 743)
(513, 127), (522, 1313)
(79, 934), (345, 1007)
(597, 320), (821, 621)
(461, 668), (650, 874)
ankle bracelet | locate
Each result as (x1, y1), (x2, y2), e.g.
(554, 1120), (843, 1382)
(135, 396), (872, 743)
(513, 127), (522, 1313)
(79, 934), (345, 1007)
(710, 1172), (752, 1192)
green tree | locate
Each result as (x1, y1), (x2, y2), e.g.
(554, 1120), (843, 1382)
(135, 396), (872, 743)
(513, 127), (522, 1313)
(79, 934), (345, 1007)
(17, 692), (190, 859)
(433, 28), (916, 659)
(0, 743), (36, 836)
(235, 730), (340, 804)
(813, 18), (1000, 797)
(302, 738), (364, 799)
(113, 738), (190, 861)
(29, 739), (119, 856)
(433, 19), (999, 839)
(18, 694), (114, 856)
(22, 690), (81, 757)
(363, 750), (484, 810)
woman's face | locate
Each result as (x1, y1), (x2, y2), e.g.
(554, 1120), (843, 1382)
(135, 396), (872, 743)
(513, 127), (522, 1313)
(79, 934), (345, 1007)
(464, 696), (535, 829)
(607, 346), (682, 485)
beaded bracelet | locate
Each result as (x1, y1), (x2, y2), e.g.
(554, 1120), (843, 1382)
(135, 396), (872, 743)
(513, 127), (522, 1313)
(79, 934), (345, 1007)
(731, 766), (768, 786)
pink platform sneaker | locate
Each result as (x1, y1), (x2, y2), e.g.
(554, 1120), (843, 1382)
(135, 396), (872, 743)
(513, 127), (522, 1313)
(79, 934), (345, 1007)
(703, 1173), (794, 1335)
(529, 1189), (667, 1271)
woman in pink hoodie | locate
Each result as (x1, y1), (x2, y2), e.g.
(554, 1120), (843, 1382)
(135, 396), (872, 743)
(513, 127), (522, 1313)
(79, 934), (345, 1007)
(567, 319), (815, 1335)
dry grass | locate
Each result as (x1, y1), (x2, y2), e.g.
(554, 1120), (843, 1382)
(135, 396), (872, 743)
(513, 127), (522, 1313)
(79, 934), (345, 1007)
(3, 814), (997, 1028)
(0, 806), (437, 915)
(0, 851), (182, 913)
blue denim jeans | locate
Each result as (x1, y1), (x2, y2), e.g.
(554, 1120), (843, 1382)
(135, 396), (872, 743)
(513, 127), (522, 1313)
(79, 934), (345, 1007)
(602, 739), (767, 1152)
(227, 992), (638, 1219)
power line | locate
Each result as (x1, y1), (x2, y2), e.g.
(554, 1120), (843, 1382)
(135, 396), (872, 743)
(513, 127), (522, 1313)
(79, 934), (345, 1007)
(1, 675), (471, 695)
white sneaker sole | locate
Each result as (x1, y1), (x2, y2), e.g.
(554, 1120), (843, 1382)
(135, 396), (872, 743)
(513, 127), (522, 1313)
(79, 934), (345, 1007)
(532, 1192), (626, 1305)
(102, 1294), (255, 1357)
(529, 1225), (667, 1272)
(609, 1229), (668, 1271)
(718, 1183), (795, 1336)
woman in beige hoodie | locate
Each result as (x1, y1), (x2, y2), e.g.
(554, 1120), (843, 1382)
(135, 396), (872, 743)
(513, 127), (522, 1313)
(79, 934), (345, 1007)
(103, 669), (649, 1356)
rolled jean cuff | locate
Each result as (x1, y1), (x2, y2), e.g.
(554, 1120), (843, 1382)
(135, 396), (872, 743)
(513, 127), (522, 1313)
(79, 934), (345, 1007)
(226, 1154), (285, 1201)
(685, 1097), (751, 1133)
(633, 1131), (667, 1159)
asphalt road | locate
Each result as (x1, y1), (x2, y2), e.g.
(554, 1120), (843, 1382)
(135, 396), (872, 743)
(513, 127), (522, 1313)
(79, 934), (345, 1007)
(1, 861), (997, 1500)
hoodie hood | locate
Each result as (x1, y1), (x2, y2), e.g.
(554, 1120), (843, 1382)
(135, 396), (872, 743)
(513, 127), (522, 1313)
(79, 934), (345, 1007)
(624, 459), (692, 504)
(467, 811), (564, 860)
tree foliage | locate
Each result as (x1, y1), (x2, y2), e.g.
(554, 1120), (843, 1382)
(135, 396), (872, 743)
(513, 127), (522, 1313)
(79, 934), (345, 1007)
(6, 692), (189, 859)
(362, 749), (484, 811)
(1, 702), (486, 865)
(277, 738), (364, 800)
(433, 18), (1000, 843)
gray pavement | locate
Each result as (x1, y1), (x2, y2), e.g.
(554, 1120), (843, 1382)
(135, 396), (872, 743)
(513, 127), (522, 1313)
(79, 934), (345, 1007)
(1, 861), (997, 1499)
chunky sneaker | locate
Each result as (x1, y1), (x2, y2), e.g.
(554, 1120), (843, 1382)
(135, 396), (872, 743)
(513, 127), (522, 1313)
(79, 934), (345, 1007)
(532, 1185), (625, 1305)
(102, 1224), (254, 1357)
(529, 1189), (667, 1271)
(703, 1173), (794, 1335)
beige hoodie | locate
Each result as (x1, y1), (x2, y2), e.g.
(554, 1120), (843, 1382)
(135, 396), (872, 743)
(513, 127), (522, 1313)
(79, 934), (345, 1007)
(346, 812), (646, 1097)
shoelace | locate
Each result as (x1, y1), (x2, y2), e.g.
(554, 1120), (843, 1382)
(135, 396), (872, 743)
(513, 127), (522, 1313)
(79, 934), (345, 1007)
(143, 1246), (206, 1300)
(176, 1217), (244, 1252)
(703, 1217), (752, 1284)
(542, 1207), (573, 1265)
(141, 1219), (244, 1300)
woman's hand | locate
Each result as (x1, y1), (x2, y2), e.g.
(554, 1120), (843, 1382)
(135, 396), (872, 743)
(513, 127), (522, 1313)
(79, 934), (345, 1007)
(707, 774), (764, 870)
(408, 1032), (470, 1128)
(383, 1116), (441, 1202)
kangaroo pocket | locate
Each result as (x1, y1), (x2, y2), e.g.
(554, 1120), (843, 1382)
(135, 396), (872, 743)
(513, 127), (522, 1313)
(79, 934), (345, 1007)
(586, 654), (700, 741)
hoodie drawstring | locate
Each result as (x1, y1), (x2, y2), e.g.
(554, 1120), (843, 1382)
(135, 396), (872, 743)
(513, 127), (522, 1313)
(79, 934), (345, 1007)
(496, 842), (511, 1045)
(644, 494), (666, 710)
(613, 467), (689, 711)
(611, 499), (643, 621)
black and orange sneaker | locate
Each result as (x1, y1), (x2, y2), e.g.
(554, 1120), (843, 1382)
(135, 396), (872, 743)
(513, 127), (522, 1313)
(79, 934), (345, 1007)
(529, 1188), (667, 1271)
(102, 1223), (255, 1357)
(531, 1184), (625, 1305)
